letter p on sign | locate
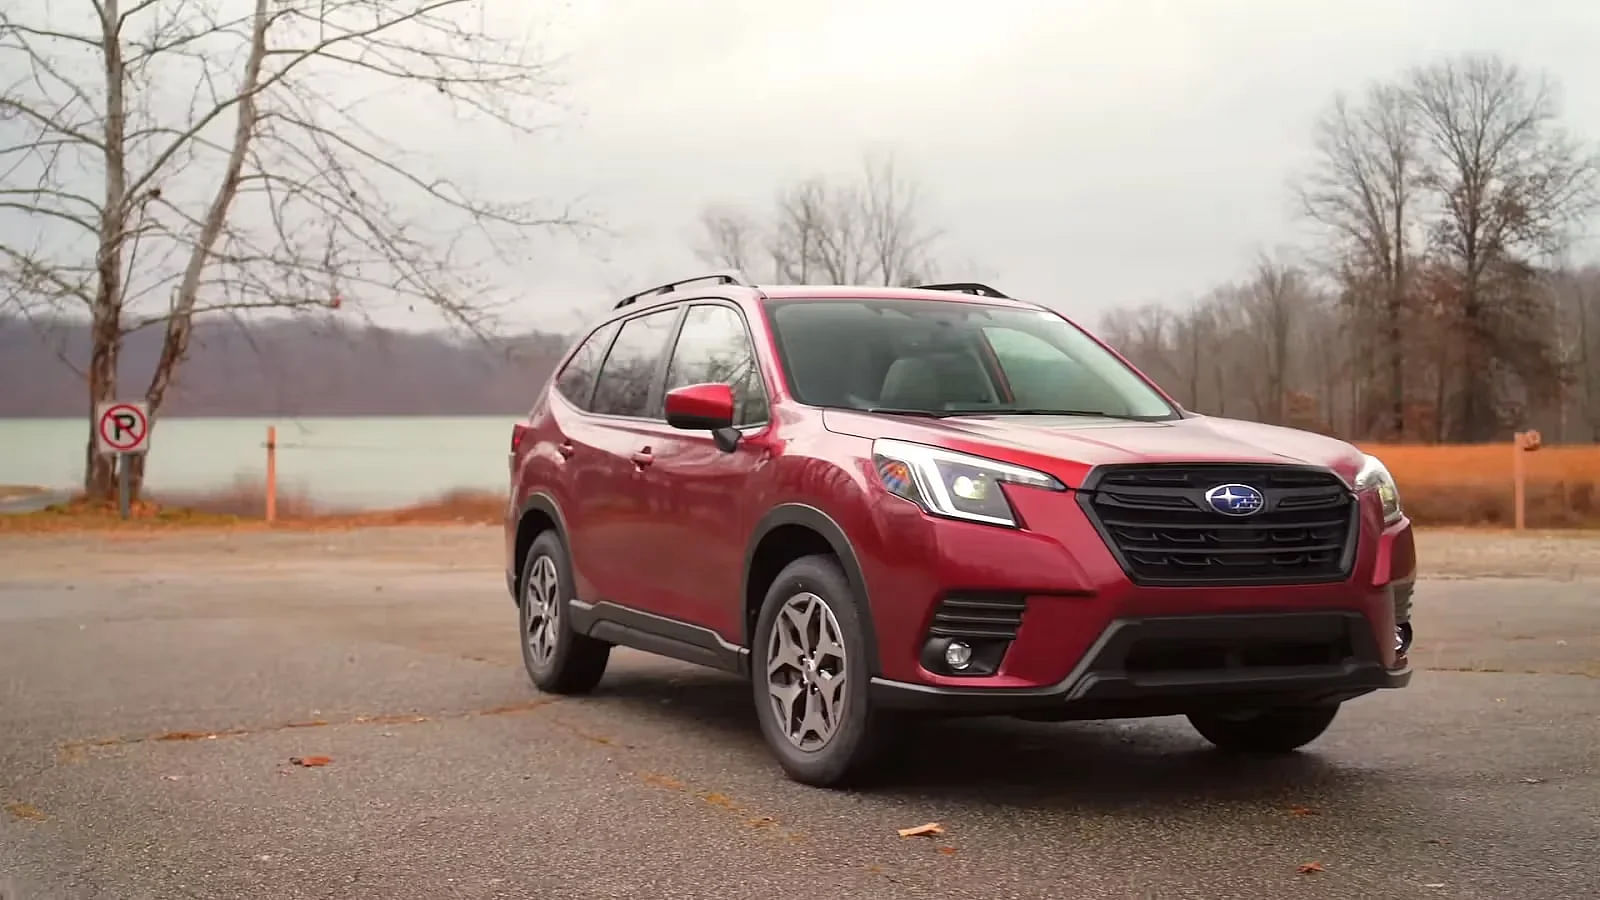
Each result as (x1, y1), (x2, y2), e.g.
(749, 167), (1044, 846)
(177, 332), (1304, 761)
(96, 401), (151, 455)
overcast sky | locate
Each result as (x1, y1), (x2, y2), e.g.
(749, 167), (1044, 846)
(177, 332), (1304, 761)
(479, 0), (1600, 334)
(5, 0), (1600, 337)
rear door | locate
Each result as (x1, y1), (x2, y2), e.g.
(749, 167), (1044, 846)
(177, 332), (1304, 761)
(569, 305), (683, 614)
(540, 318), (619, 605)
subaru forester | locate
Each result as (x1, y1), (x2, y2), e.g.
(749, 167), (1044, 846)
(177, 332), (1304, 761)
(505, 274), (1416, 786)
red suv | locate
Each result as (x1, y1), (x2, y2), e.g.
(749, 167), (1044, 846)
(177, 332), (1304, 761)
(505, 274), (1416, 786)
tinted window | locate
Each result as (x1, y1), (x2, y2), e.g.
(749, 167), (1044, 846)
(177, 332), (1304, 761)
(765, 298), (1175, 419)
(664, 305), (769, 426)
(591, 309), (678, 418)
(554, 321), (619, 409)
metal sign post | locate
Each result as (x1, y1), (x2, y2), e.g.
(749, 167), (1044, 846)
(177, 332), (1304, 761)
(95, 401), (152, 520)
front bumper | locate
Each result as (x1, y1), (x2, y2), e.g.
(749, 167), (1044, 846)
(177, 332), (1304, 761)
(872, 610), (1410, 717)
(856, 482), (1417, 713)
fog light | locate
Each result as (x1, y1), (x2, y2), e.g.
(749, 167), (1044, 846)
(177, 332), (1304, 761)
(944, 640), (973, 670)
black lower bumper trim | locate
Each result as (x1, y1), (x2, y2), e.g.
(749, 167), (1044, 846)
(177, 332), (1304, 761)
(871, 611), (1410, 718)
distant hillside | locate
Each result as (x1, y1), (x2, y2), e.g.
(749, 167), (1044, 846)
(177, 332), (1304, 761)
(0, 315), (574, 416)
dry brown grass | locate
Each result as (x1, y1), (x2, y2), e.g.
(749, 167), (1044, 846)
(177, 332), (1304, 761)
(0, 481), (505, 533)
(1360, 443), (1600, 528)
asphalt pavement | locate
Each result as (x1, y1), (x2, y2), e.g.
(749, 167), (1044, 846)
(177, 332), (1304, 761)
(1, 528), (1596, 900)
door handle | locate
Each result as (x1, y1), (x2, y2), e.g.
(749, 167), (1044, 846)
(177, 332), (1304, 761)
(558, 441), (575, 458)
(630, 448), (654, 468)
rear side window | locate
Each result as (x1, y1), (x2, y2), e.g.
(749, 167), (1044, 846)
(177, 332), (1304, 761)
(664, 304), (769, 426)
(554, 321), (619, 409)
(591, 308), (678, 418)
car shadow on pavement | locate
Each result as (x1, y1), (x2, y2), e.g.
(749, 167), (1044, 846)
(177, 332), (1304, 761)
(584, 666), (1388, 812)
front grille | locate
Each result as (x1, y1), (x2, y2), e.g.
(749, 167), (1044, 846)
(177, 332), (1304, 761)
(927, 593), (1027, 640)
(1080, 464), (1357, 586)
(1123, 634), (1353, 674)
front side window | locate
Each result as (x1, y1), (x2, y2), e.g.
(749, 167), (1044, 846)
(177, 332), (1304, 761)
(664, 304), (769, 426)
(590, 308), (678, 418)
(554, 320), (620, 409)
(765, 298), (1176, 420)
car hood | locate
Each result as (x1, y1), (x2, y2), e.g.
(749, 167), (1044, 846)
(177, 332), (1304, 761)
(820, 410), (1367, 489)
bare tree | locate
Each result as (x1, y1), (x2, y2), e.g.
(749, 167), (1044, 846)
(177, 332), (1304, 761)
(694, 153), (944, 287)
(860, 152), (940, 286)
(693, 205), (758, 273)
(1, 0), (584, 499)
(772, 176), (868, 284)
(1408, 53), (1599, 440)
(1300, 83), (1419, 439)
(1240, 255), (1309, 425)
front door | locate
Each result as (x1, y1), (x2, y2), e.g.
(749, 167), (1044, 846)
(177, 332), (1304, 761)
(641, 302), (775, 642)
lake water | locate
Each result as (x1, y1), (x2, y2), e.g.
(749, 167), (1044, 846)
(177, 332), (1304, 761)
(0, 416), (518, 509)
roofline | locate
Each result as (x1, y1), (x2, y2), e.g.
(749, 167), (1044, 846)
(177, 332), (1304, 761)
(752, 284), (1043, 309)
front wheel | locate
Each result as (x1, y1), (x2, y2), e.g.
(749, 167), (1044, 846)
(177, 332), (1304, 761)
(1187, 703), (1340, 753)
(751, 554), (885, 787)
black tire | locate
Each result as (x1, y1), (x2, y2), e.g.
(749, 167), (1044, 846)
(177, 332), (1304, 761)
(518, 530), (609, 694)
(1187, 703), (1340, 753)
(751, 554), (885, 787)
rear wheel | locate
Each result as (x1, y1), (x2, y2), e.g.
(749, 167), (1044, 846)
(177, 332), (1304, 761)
(1187, 703), (1340, 753)
(751, 554), (885, 787)
(519, 530), (609, 694)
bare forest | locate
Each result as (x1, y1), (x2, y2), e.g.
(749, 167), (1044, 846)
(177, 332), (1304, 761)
(1099, 55), (1600, 444)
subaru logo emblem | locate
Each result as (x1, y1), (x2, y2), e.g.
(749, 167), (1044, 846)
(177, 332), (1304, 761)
(1204, 483), (1265, 516)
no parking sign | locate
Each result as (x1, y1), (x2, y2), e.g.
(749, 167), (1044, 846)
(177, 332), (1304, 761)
(96, 402), (151, 455)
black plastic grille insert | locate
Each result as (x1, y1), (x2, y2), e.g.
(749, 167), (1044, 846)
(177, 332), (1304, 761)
(1080, 465), (1358, 586)
(927, 593), (1027, 641)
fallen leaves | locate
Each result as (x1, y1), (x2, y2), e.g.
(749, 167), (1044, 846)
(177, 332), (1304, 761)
(897, 822), (945, 838)
(701, 792), (738, 811)
(157, 730), (234, 741)
(289, 755), (333, 767)
(1287, 805), (1319, 816)
(476, 698), (559, 717)
(641, 773), (684, 791)
(1297, 862), (1325, 875)
(936, 846), (957, 856)
(4, 802), (46, 822)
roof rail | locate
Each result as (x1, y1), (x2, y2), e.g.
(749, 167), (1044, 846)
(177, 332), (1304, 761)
(614, 270), (752, 309)
(914, 282), (1011, 299)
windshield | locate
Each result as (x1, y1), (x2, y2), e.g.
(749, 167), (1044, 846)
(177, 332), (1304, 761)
(764, 298), (1177, 420)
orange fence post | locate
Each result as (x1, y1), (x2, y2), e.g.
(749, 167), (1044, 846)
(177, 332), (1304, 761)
(1512, 432), (1526, 531)
(1512, 430), (1543, 531)
(266, 425), (277, 524)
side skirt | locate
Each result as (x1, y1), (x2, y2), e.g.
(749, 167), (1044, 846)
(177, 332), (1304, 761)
(569, 599), (749, 676)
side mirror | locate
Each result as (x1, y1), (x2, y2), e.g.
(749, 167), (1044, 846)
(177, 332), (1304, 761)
(665, 383), (735, 431)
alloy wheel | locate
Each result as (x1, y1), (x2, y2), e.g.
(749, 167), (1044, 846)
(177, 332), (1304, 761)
(524, 554), (560, 668)
(765, 591), (848, 750)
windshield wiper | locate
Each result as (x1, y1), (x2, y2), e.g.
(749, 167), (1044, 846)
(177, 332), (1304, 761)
(949, 407), (1144, 420)
(864, 407), (957, 418)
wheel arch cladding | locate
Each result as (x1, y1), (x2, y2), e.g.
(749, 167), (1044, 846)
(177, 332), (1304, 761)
(743, 503), (880, 673)
(514, 493), (567, 604)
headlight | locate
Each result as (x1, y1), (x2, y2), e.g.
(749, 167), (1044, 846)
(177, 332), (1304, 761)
(872, 439), (1065, 527)
(1355, 453), (1403, 524)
